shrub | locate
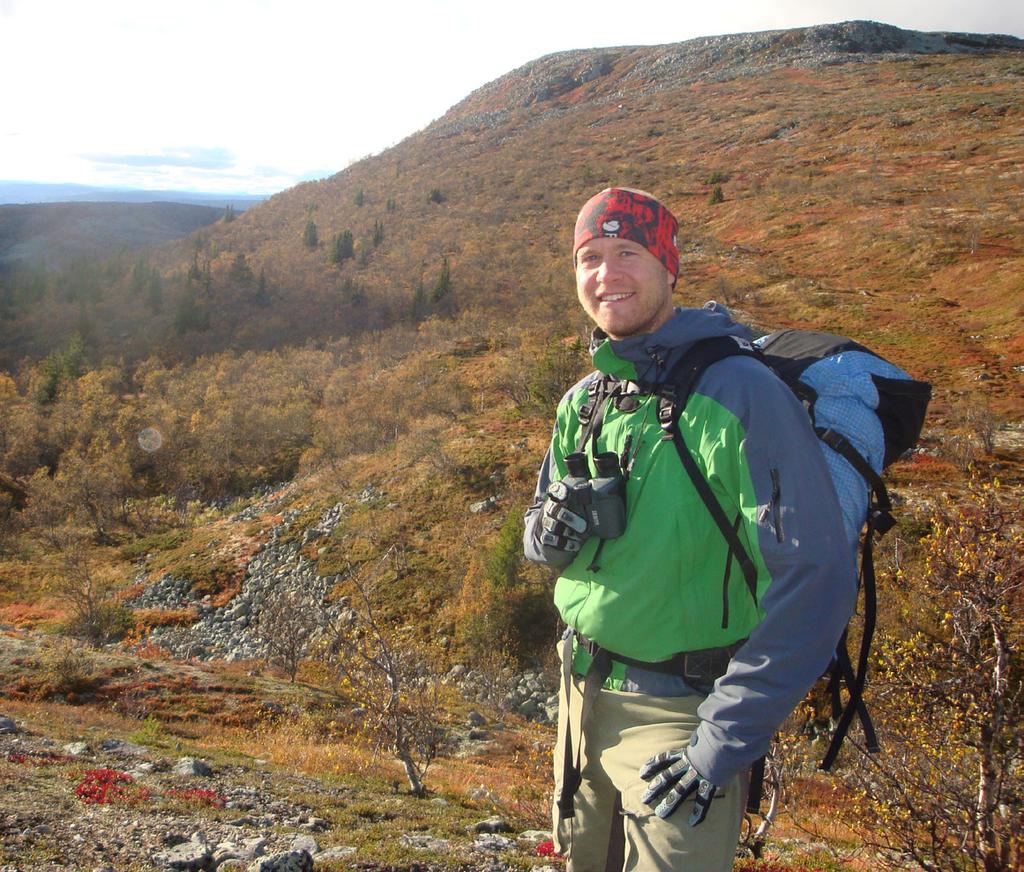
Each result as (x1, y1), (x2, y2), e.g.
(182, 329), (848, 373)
(39, 638), (96, 696)
(843, 476), (1023, 871)
(709, 185), (725, 205)
(74, 768), (150, 805)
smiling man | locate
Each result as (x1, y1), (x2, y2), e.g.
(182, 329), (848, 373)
(523, 188), (854, 870)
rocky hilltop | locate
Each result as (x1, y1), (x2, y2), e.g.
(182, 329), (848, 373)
(435, 20), (1024, 134)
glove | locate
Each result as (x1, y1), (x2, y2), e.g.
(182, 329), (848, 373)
(538, 479), (590, 567)
(639, 748), (717, 825)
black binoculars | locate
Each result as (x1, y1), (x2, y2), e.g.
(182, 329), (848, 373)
(547, 451), (626, 539)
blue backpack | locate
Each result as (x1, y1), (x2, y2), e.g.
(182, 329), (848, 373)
(578, 327), (930, 806)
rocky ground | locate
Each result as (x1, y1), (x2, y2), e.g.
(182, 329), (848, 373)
(0, 707), (558, 872)
(126, 495), (559, 728)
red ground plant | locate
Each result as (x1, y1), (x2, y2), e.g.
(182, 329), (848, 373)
(74, 768), (150, 805)
(165, 787), (226, 808)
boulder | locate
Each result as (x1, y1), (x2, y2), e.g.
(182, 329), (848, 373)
(99, 738), (149, 757)
(288, 835), (319, 855)
(246, 850), (313, 872)
(173, 757), (213, 777)
(152, 839), (213, 871)
(472, 816), (512, 834)
(0, 717), (18, 734)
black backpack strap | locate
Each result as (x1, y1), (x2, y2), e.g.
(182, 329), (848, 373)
(816, 428), (895, 536)
(820, 501), (884, 769)
(576, 375), (615, 454)
(747, 755), (767, 814)
(659, 337), (764, 602)
(814, 427), (887, 768)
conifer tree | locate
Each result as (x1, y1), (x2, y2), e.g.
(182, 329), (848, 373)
(303, 219), (319, 250)
(430, 256), (450, 303)
(328, 230), (354, 265)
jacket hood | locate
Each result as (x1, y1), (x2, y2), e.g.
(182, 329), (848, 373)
(591, 302), (753, 383)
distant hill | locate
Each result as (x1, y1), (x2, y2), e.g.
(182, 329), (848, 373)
(0, 180), (266, 210)
(0, 201), (228, 272)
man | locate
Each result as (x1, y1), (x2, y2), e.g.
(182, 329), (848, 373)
(523, 188), (855, 871)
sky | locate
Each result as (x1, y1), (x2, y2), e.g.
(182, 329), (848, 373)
(1, 0), (1021, 197)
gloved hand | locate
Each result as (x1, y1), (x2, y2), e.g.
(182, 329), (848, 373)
(538, 479), (590, 567)
(639, 748), (717, 825)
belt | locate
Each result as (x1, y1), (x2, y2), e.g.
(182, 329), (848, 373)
(574, 631), (745, 684)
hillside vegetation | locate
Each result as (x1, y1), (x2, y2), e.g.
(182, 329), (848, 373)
(0, 201), (228, 273)
(0, 21), (1021, 872)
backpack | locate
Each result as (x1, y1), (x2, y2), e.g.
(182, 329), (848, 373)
(576, 327), (931, 802)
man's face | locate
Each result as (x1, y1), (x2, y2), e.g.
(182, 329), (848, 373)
(575, 236), (675, 339)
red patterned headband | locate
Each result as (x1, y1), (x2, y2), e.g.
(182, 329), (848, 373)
(573, 188), (679, 278)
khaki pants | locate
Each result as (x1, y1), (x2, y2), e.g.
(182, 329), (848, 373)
(553, 673), (746, 871)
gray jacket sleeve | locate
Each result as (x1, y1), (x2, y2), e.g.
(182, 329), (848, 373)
(684, 357), (858, 787)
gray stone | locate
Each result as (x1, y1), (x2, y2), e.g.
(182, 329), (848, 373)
(472, 816), (512, 834)
(517, 829), (552, 843)
(0, 717), (18, 734)
(213, 846), (242, 865)
(99, 738), (149, 757)
(241, 837), (268, 860)
(400, 834), (451, 852)
(63, 741), (89, 755)
(469, 496), (499, 514)
(466, 710), (486, 726)
(247, 850), (313, 872)
(174, 757), (213, 776)
(518, 698), (539, 717)
(152, 840), (214, 871)
(468, 729), (489, 740)
(289, 835), (319, 855)
(473, 833), (516, 852)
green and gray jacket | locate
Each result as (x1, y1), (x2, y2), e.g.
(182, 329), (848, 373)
(523, 305), (856, 787)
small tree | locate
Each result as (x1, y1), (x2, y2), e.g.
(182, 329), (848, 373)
(845, 476), (1022, 871)
(320, 547), (447, 797)
(228, 252), (253, 284)
(372, 219), (384, 248)
(254, 588), (321, 682)
(354, 189), (365, 207)
(55, 556), (133, 646)
(708, 185), (725, 205)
